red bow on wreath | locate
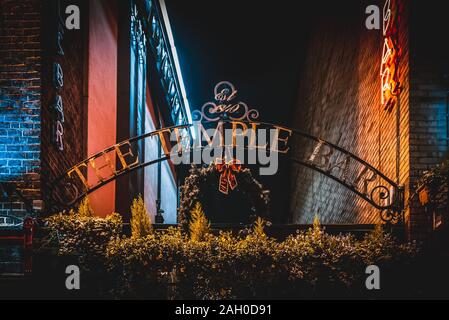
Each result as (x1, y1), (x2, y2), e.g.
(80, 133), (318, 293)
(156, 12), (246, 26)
(215, 159), (242, 195)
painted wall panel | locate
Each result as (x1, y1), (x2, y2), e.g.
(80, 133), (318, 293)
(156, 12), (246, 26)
(87, 0), (118, 217)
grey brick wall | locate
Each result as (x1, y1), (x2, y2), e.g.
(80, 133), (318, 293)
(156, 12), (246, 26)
(407, 1), (449, 240)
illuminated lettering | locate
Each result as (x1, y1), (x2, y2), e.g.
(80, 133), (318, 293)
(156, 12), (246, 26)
(215, 86), (237, 101)
(67, 163), (90, 190)
(383, 0), (392, 36)
(196, 121), (224, 147)
(270, 126), (292, 154)
(353, 166), (377, 196)
(231, 121), (248, 147)
(211, 103), (242, 114)
(172, 127), (185, 154)
(380, 0), (400, 110)
(55, 120), (64, 151)
(155, 128), (174, 156)
(115, 141), (139, 172)
(308, 141), (334, 169)
(308, 140), (324, 163)
(53, 62), (64, 89)
(327, 154), (351, 182)
(89, 151), (115, 182)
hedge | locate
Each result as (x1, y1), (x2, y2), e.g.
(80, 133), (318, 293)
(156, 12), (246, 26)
(43, 212), (418, 299)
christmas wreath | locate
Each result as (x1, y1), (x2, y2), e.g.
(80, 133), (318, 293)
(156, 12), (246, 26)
(178, 163), (270, 229)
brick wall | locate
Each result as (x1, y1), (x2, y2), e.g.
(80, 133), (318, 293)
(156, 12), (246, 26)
(0, 0), (41, 217)
(289, 0), (449, 240)
(40, 0), (87, 209)
(407, 1), (449, 240)
(289, 0), (410, 225)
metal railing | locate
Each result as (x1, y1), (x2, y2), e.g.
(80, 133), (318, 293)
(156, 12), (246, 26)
(134, 0), (190, 128)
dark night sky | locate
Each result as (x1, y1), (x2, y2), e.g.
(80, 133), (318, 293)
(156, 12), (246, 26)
(165, 0), (310, 127)
(165, 1), (449, 223)
(163, 1), (389, 223)
(164, 0), (312, 222)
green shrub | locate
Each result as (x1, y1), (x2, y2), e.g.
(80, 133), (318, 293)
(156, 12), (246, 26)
(279, 219), (362, 296)
(106, 226), (187, 298)
(189, 202), (210, 242)
(44, 212), (122, 271)
(77, 197), (94, 217)
(47, 212), (418, 299)
(130, 195), (153, 239)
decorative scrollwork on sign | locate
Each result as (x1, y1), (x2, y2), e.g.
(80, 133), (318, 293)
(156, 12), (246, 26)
(48, 73), (406, 223)
(380, 209), (402, 224)
(370, 185), (391, 208)
(192, 81), (260, 122)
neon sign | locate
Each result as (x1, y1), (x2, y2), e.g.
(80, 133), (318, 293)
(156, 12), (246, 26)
(380, 0), (401, 111)
(51, 1), (65, 151)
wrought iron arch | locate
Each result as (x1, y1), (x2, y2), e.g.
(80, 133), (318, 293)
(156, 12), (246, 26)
(47, 122), (404, 223)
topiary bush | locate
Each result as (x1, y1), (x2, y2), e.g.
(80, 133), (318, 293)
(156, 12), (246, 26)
(130, 194), (153, 239)
(189, 202), (211, 243)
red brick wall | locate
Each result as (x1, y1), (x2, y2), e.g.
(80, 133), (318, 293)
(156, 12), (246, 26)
(289, 0), (410, 225)
(41, 0), (87, 208)
(0, 0), (41, 216)
(290, 0), (449, 240)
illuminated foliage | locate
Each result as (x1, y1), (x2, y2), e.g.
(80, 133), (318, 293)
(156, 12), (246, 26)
(46, 213), (418, 299)
(130, 194), (153, 239)
(178, 164), (270, 229)
(44, 212), (122, 271)
(189, 202), (210, 242)
(77, 196), (94, 217)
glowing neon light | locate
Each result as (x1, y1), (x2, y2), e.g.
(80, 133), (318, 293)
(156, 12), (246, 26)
(380, 0), (400, 111)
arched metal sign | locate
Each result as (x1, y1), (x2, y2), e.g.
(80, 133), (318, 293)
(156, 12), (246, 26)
(49, 82), (404, 223)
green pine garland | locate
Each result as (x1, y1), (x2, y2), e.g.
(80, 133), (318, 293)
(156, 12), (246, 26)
(178, 164), (270, 229)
